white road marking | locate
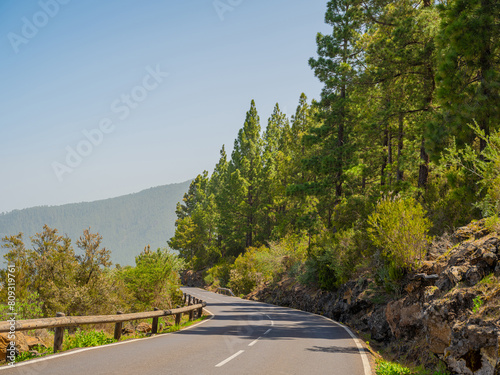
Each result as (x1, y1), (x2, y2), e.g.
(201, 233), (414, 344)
(215, 350), (245, 367)
(247, 328), (272, 347)
(0, 309), (215, 371)
(265, 315), (274, 326)
(323, 318), (372, 375)
(190, 288), (371, 375)
(248, 338), (261, 347)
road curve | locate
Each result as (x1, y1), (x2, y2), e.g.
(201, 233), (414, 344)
(1, 287), (372, 375)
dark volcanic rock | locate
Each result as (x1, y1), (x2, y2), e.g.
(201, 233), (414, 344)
(247, 220), (500, 374)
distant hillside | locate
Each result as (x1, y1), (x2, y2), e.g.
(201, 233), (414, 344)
(0, 180), (191, 266)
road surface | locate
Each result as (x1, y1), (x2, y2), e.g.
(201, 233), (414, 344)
(1, 287), (372, 375)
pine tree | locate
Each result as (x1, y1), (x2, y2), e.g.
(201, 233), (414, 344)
(168, 173), (217, 268)
(361, 0), (440, 190)
(306, 0), (364, 226)
(230, 100), (263, 249)
(437, 0), (500, 151)
(259, 103), (290, 241)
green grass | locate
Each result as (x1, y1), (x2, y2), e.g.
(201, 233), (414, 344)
(376, 360), (412, 375)
(472, 295), (484, 313)
(376, 359), (449, 375)
(479, 273), (495, 285)
(63, 330), (116, 350)
(165, 315), (209, 333)
(14, 345), (52, 363)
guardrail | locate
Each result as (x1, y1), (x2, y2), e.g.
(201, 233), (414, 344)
(0, 292), (205, 353)
(216, 287), (235, 297)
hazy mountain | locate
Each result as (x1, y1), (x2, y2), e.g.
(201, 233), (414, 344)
(0, 180), (191, 266)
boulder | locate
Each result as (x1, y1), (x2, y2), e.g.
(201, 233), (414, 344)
(465, 265), (484, 286)
(446, 266), (467, 284)
(483, 252), (498, 267)
(423, 305), (452, 354)
(122, 324), (135, 334)
(368, 307), (391, 342)
(34, 329), (50, 341)
(136, 323), (152, 333)
(386, 300), (422, 339)
(0, 332), (29, 360)
(25, 336), (46, 350)
(445, 323), (499, 375)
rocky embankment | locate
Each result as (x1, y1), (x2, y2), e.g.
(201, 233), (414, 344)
(247, 220), (500, 375)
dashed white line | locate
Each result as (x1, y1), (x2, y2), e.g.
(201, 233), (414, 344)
(264, 329), (272, 335)
(248, 338), (261, 347)
(215, 350), (245, 367)
(265, 315), (274, 326)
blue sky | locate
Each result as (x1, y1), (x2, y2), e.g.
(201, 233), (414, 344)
(0, 0), (329, 213)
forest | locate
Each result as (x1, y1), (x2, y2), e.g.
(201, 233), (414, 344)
(168, 0), (500, 294)
(0, 181), (190, 266)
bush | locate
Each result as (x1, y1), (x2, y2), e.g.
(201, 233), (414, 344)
(368, 195), (432, 272)
(205, 260), (233, 287)
(376, 361), (412, 375)
(227, 235), (309, 295)
(63, 330), (116, 350)
(229, 248), (263, 295)
(120, 247), (184, 311)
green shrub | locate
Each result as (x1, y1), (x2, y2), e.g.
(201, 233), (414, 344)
(205, 260), (233, 287)
(63, 330), (116, 350)
(368, 195), (432, 272)
(376, 360), (412, 375)
(227, 235), (309, 295)
(472, 295), (484, 313)
(120, 248), (184, 311)
(229, 247), (262, 295)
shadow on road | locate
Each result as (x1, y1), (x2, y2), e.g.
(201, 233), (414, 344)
(306, 345), (371, 355)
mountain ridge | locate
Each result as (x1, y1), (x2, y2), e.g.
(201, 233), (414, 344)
(0, 180), (191, 266)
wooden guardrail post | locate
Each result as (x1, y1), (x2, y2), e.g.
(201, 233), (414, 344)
(53, 312), (65, 353)
(114, 311), (123, 340)
(188, 295), (192, 305)
(183, 293), (187, 305)
(175, 312), (181, 326)
(197, 303), (203, 319)
(188, 308), (194, 321)
(152, 308), (159, 334)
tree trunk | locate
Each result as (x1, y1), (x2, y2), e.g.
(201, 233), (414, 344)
(388, 127), (393, 186)
(397, 112), (404, 181)
(418, 137), (429, 190)
(479, 0), (492, 152)
(381, 123), (388, 186)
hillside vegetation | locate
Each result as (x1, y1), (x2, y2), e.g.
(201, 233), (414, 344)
(169, 0), (499, 373)
(0, 181), (190, 266)
(0, 225), (184, 319)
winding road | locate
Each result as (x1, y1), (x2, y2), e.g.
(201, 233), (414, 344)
(1, 287), (372, 375)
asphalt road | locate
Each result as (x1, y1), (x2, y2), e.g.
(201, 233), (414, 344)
(1, 287), (372, 375)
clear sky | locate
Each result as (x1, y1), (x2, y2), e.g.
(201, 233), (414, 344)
(0, 0), (329, 214)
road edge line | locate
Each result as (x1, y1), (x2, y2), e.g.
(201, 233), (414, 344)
(0, 308), (215, 371)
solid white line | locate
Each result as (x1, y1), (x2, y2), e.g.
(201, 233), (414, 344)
(0, 309), (215, 371)
(329, 320), (371, 375)
(187, 288), (371, 374)
(215, 350), (244, 367)
(264, 329), (272, 335)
